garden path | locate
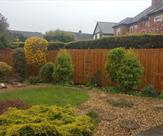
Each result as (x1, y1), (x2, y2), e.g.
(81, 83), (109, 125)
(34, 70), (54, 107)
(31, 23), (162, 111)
(76, 90), (163, 136)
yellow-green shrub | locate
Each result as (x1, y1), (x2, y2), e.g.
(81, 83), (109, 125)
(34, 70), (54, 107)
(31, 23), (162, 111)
(24, 37), (48, 66)
(0, 105), (94, 136)
(0, 62), (12, 81)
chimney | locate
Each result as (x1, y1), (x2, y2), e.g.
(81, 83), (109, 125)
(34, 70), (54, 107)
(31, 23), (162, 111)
(78, 30), (82, 34)
(152, 0), (163, 6)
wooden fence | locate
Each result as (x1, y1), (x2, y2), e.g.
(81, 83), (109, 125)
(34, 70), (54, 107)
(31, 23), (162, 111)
(1, 48), (163, 91)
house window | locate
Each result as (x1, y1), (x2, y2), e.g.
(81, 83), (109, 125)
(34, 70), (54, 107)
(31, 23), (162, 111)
(145, 21), (150, 27)
(116, 28), (121, 35)
(134, 25), (138, 29)
(154, 15), (163, 22)
(97, 33), (100, 39)
(130, 26), (134, 32)
(93, 35), (96, 40)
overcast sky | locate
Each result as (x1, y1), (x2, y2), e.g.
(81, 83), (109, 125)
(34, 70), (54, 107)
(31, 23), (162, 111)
(0, 0), (151, 34)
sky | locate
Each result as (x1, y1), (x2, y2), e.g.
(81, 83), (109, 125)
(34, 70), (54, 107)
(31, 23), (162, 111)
(0, 0), (151, 34)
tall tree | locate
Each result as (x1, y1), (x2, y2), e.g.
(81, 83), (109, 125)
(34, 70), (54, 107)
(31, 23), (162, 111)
(0, 13), (11, 49)
(44, 29), (74, 43)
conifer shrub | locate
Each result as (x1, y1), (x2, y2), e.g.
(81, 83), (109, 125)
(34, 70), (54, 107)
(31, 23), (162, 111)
(39, 63), (54, 82)
(0, 62), (12, 81)
(53, 49), (73, 84)
(106, 48), (143, 91)
(13, 48), (26, 79)
(0, 105), (94, 136)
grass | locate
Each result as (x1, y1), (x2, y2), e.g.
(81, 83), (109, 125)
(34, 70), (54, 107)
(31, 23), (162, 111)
(0, 85), (89, 106)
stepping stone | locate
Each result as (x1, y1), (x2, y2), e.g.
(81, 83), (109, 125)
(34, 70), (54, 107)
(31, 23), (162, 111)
(99, 93), (108, 99)
(137, 124), (163, 136)
(153, 105), (163, 110)
(0, 83), (7, 89)
(119, 119), (139, 130)
(101, 113), (117, 121)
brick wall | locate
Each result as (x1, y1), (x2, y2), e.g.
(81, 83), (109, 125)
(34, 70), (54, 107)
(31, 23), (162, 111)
(114, 12), (163, 35)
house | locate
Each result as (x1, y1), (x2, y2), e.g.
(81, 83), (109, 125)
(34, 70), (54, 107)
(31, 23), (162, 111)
(93, 21), (117, 40)
(113, 0), (163, 35)
(10, 30), (43, 41)
(74, 30), (92, 41)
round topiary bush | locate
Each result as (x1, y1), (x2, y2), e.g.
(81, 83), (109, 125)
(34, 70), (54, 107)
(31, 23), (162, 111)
(24, 37), (48, 66)
(106, 48), (144, 91)
(53, 49), (73, 84)
(0, 62), (12, 81)
(39, 63), (54, 82)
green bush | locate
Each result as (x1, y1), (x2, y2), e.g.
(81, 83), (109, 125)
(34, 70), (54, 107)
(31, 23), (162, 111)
(53, 49), (74, 84)
(0, 105), (94, 136)
(142, 84), (159, 97)
(0, 62), (12, 81)
(159, 93), (163, 98)
(28, 76), (42, 85)
(106, 48), (144, 91)
(0, 13), (11, 49)
(106, 48), (125, 84)
(88, 71), (101, 87)
(13, 48), (26, 79)
(44, 30), (74, 43)
(102, 87), (121, 93)
(11, 42), (24, 48)
(39, 63), (54, 82)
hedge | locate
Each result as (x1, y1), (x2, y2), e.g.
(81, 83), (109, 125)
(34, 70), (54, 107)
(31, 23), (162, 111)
(66, 34), (163, 49)
(48, 41), (65, 50)
(10, 34), (163, 50)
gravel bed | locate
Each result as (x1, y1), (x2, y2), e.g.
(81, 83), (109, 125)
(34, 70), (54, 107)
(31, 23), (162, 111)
(76, 90), (163, 136)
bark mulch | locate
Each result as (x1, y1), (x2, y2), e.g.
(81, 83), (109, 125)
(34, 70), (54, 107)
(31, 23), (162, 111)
(76, 90), (163, 136)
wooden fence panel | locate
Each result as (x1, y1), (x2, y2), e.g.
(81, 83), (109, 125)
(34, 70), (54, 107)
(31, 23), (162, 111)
(1, 48), (163, 91)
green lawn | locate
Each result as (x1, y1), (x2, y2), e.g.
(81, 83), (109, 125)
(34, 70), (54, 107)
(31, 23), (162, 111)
(0, 85), (89, 106)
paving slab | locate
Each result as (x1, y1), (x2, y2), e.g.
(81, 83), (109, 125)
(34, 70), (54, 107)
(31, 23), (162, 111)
(137, 124), (163, 136)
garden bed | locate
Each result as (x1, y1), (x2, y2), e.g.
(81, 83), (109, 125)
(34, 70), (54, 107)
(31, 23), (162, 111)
(0, 85), (163, 136)
(76, 90), (163, 136)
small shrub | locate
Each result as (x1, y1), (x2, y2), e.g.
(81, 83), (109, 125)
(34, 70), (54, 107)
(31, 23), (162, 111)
(0, 99), (30, 114)
(142, 85), (159, 97)
(86, 111), (100, 125)
(88, 71), (101, 87)
(24, 37), (48, 66)
(28, 76), (42, 84)
(102, 87), (121, 93)
(159, 93), (163, 98)
(13, 48), (26, 79)
(108, 98), (134, 108)
(39, 63), (54, 82)
(106, 48), (144, 91)
(0, 62), (12, 81)
(0, 105), (94, 136)
(53, 49), (73, 84)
